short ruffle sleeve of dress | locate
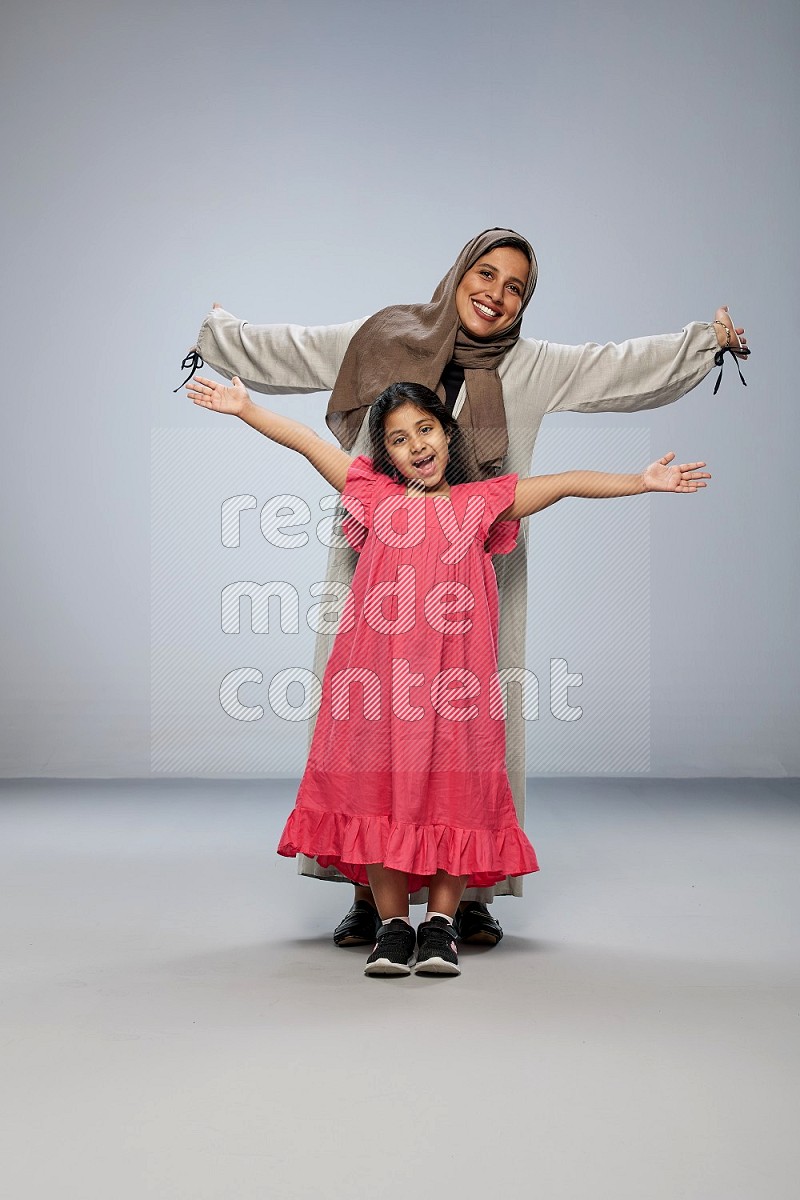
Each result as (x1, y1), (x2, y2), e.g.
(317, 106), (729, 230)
(477, 472), (521, 556)
(339, 454), (382, 554)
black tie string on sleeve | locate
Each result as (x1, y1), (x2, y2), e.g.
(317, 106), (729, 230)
(173, 350), (204, 393)
(712, 347), (750, 396)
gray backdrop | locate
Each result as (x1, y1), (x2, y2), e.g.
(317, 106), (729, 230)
(1, 0), (796, 778)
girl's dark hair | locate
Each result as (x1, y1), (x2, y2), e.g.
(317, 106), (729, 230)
(368, 382), (471, 486)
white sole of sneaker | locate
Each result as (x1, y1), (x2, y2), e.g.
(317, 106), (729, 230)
(413, 957), (460, 976)
(364, 959), (412, 976)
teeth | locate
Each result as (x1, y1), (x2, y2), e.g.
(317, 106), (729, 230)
(473, 301), (497, 317)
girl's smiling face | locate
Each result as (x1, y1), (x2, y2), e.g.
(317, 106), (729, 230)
(384, 402), (451, 492)
(455, 244), (530, 339)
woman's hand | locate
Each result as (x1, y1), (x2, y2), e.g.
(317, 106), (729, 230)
(642, 452), (711, 493)
(713, 306), (749, 357)
(186, 374), (250, 417)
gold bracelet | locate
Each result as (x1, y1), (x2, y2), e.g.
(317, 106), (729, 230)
(713, 319), (731, 350)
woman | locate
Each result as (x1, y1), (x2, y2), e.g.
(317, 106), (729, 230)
(186, 227), (748, 948)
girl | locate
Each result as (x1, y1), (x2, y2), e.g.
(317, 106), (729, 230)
(186, 372), (711, 978)
(187, 226), (746, 952)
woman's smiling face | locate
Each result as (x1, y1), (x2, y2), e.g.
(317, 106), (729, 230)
(455, 244), (530, 339)
(383, 402), (451, 490)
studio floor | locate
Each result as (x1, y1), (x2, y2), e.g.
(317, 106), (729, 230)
(1, 777), (798, 1199)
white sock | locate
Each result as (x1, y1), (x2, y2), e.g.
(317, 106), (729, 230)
(424, 910), (454, 925)
(382, 916), (412, 928)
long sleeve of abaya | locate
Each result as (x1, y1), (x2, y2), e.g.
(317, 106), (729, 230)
(537, 322), (721, 415)
(193, 307), (368, 395)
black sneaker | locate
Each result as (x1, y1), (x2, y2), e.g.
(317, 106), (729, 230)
(453, 901), (503, 946)
(333, 899), (381, 947)
(414, 916), (460, 976)
(364, 919), (416, 976)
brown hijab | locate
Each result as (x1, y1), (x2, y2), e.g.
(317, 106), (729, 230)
(325, 228), (539, 479)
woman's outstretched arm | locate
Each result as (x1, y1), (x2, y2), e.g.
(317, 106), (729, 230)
(538, 308), (749, 419)
(499, 453), (711, 519)
(187, 375), (353, 492)
(192, 306), (368, 397)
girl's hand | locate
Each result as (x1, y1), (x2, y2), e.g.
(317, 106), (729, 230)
(642, 452), (711, 493)
(712, 306), (749, 357)
(186, 374), (250, 417)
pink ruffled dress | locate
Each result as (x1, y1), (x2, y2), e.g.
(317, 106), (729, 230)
(277, 456), (539, 891)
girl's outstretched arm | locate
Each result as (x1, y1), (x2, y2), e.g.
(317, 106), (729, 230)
(499, 452), (711, 519)
(187, 375), (353, 492)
